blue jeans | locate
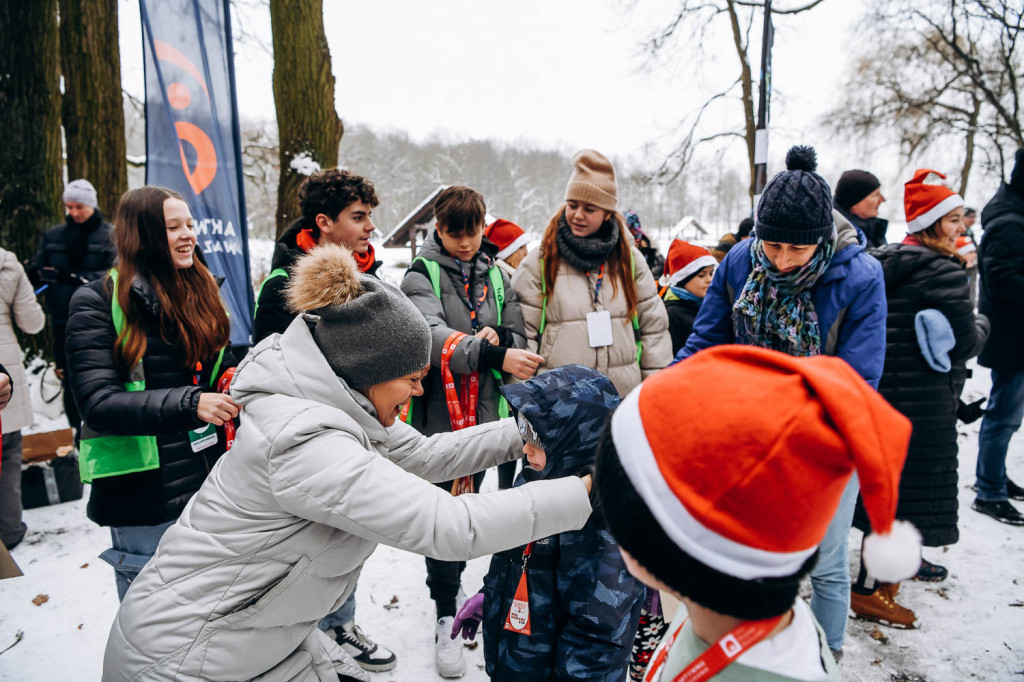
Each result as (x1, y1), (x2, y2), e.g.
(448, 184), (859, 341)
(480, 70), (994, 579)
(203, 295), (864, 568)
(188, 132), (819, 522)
(810, 474), (859, 652)
(318, 588), (357, 631)
(101, 520), (174, 601)
(976, 369), (1024, 502)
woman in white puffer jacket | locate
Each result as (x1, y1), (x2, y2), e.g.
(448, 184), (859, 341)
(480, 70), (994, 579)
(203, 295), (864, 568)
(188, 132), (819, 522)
(102, 244), (593, 682)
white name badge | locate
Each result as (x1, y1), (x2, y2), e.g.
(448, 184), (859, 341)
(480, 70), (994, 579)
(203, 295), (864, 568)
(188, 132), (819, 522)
(586, 310), (614, 348)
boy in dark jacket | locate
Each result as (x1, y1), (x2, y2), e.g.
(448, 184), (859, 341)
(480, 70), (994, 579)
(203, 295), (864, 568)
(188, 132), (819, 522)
(252, 168), (381, 344)
(452, 364), (644, 681)
(401, 186), (543, 678)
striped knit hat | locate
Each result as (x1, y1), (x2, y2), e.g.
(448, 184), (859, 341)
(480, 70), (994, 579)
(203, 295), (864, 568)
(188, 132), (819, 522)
(595, 345), (920, 619)
(904, 169), (964, 234)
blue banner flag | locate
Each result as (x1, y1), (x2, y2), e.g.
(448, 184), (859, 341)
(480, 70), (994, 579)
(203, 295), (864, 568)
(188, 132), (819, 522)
(141, 0), (253, 345)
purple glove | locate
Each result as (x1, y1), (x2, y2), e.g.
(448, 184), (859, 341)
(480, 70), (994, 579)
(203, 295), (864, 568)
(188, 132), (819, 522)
(450, 592), (484, 641)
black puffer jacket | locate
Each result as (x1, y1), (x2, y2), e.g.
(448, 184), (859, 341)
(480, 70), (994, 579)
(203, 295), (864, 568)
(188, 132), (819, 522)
(66, 274), (238, 527)
(978, 183), (1024, 371)
(853, 243), (989, 546)
(663, 291), (701, 356)
(30, 211), (117, 323)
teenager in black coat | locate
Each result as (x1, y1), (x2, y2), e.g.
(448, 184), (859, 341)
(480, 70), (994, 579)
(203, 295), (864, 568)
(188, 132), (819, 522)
(66, 187), (239, 600)
(851, 170), (989, 628)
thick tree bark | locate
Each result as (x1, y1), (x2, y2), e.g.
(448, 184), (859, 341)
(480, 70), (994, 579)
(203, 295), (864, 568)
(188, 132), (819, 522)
(960, 95), (981, 197)
(0, 1), (63, 263)
(60, 0), (128, 218)
(270, 0), (343, 236)
(0, 1), (63, 360)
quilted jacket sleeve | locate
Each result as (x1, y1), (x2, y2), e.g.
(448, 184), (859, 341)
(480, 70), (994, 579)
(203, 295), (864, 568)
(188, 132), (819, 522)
(511, 250), (545, 356)
(834, 255), (888, 389)
(66, 282), (204, 435)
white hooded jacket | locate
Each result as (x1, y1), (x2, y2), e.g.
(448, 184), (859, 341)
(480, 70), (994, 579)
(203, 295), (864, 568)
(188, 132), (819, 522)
(103, 316), (592, 681)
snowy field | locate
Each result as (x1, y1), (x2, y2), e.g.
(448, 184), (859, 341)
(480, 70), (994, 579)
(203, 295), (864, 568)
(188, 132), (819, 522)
(2, 365), (1022, 681)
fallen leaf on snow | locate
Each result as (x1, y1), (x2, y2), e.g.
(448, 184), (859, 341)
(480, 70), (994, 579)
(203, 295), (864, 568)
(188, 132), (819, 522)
(869, 627), (889, 645)
(31, 594), (49, 606)
(383, 595), (400, 610)
(80, 563), (89, 569)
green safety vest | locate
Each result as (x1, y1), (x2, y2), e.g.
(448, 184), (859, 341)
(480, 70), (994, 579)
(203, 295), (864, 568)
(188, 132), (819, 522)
(404, 257), (510, 424)
(254, 267), (290, 318)
(78, 269), (226, 483)
(537, 254), (643, 365)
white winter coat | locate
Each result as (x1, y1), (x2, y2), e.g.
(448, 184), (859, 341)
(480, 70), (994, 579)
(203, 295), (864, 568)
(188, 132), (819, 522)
(0, 249), (45, 432)
(102, 316), (592, 681)
(512, 244), (672, 396)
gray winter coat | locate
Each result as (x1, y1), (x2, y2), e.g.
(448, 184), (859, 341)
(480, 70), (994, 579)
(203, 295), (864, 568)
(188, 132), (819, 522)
(0, 249), (45, 432)
(512, 244), (671, 396)
(102, 316), (591, 681)
(401, 236), (526, 435)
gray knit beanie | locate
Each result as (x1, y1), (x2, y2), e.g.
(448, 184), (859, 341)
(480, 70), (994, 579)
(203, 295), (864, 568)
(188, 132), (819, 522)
(63, 179), (98, 208)
(755, 146), (835, 245)
(286, 244), (430, 388)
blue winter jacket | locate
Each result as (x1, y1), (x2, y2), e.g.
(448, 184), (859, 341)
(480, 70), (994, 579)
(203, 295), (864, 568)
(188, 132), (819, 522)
(674, 218), (887, 387)
(483, 365), (645, 681)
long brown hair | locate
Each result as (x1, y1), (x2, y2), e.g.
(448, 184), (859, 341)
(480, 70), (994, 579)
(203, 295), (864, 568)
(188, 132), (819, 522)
(111, 186), (230, 369)
(915, 221), (965, 264)
(540, 205), (639, 317)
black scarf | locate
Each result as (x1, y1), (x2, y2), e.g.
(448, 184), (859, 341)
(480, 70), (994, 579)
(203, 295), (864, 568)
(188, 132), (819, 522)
(556, 212), (619, 272)
(66, 210), (103, 269)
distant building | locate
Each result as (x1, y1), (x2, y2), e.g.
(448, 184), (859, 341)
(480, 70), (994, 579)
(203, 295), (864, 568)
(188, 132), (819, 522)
(670, 216), (709, 244)
(382, 185), (448, 259)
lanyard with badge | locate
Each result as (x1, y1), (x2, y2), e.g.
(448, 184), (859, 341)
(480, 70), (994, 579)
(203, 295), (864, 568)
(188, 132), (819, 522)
(455, 259), (488, 331)
(643, 613), (784, 682)
(440, 331), (478, 496)
(586, 264), (614, 348)
(503, 541), (535, 635)
(187, 361), (220, 453)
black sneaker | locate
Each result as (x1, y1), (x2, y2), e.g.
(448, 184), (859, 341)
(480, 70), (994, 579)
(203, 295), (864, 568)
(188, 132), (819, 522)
(972, 500), (1024, 526)
(1007, 479), (1024, 501)
(332, 622), (396, 672)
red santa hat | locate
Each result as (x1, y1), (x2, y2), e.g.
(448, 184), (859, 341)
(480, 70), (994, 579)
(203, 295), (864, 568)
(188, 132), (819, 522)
(484, 219), (529, 261)
(596, 345), (920, 618)
(664, 239), (717, 288)
(904, 169), (965, 234)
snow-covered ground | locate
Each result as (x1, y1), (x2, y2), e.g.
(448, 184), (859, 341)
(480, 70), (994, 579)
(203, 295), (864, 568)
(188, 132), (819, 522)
(2, 241), (1021, 680)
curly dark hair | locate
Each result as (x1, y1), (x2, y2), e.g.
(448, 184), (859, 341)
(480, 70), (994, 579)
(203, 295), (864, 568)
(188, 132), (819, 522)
(299, 169), (379, 239)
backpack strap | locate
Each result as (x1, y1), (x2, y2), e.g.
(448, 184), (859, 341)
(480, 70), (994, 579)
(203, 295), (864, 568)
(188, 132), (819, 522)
(487, 266), (504, 327)
(253, 267), (290, 318)
(413, 257), (442, 298)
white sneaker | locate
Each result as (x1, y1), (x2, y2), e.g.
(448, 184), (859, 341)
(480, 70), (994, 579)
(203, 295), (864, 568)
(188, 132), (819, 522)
(435, 616), (466, 678)
(333, 621), (397, 672)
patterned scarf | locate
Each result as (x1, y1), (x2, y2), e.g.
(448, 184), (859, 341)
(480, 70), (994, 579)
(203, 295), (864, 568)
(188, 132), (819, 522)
(731, 236), (836, 356)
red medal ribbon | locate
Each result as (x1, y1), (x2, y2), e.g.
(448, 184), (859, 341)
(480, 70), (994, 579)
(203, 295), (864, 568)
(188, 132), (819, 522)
(441, 332), (478, 495)
(216, 367), (237, 451)
(643, 613), (784, 682)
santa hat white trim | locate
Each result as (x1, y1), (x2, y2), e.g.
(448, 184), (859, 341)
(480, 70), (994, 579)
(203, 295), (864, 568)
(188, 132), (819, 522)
(906, 194), (964, 234)
(611, 387), (818, 580)
(496, 233), (530, 261)
(668, 255), (717, 288)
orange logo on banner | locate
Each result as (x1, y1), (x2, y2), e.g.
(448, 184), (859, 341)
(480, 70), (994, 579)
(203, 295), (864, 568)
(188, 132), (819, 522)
(153, 39), (218, 196)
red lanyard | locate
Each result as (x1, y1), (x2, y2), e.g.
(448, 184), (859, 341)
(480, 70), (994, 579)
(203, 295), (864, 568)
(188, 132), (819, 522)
(455, 260), (488, 331)
(441, 332), (478, 495)
(590, 264), (605, 305)
(216, 367), (237, 450)
(644, 613), (784, 682)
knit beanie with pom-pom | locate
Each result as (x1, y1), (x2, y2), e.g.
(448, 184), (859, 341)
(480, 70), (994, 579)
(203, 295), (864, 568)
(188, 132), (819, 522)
(285, 244), (430, 388)
(755, 146), (836, 246)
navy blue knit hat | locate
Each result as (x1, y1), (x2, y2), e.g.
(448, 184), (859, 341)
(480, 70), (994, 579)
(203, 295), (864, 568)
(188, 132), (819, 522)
(755, 146), (835, 245)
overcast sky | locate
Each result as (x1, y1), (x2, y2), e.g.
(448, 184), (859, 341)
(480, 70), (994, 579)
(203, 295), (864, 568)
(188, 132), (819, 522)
(115, 0), (1002, 212)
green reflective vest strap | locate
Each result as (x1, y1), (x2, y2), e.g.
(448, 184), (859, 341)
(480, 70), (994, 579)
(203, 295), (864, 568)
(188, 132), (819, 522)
(253, 267), (290, 318)
(79, 269), (160, 483)
(412, 257), (509, 419)
(537, 255), (642, 366)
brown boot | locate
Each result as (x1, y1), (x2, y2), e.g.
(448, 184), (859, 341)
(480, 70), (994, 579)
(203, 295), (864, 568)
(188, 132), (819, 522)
(850, 585), (916, 628)
(880, 582), (900, 598)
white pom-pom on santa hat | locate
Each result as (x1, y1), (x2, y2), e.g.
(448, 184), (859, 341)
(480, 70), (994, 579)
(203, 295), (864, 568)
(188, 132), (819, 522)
(861, 520), (922, 583)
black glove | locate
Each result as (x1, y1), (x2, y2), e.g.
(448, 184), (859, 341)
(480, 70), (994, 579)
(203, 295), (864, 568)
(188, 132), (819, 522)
(577, 464), (600, 510)
(957, 398), (987, 424)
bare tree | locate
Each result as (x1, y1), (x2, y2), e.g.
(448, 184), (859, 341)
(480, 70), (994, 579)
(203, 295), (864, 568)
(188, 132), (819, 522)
(640, 0), (827, 205)
(60, 0), (128, 216)
(269, 0), (343, 235)
(827, 0), (1022, 194)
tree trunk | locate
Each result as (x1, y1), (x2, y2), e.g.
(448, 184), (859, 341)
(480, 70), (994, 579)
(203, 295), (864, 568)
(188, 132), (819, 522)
(270, 0), (343, 236)
(59, 0), (128, 218)
(726, 0), (757, 207)
(0, 0), (63, 360)
(959, 95), (981, 197)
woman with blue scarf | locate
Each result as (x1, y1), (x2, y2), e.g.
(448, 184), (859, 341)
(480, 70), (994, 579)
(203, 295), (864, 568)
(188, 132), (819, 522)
(673, 146), (888, 661)
(662, 239), (717, 354)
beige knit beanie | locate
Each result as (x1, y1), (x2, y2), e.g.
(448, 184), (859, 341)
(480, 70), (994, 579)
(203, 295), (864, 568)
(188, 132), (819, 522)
(564, 149), (617, 212)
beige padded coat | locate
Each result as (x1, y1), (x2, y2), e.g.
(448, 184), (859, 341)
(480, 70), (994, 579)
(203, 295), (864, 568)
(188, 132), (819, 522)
(511, 244), (672, 396)
(102, 316), (592, 681)
(0, 249), (45, 432)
